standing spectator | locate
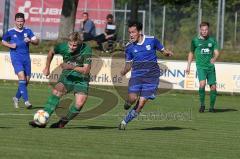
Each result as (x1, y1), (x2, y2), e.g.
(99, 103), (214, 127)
(80, 12), (96, 41)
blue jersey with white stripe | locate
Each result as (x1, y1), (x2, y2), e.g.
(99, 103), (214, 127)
(2, 27), (35, 59)
(125, 35), (164, 78)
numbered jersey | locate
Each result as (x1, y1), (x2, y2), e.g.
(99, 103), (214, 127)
(191, 36), (219, 69)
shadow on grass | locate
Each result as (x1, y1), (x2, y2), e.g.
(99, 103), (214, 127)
(0, 127), (13, 129)
(141, 126), (197, 131)
(210, 108), (238, 113)
(66, 125), (118, 129)
(31, 106), (45, 110)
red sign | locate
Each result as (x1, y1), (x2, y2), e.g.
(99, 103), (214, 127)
(16, 0), (63, 26)
(76, 0), (113, 29)
(15, 0), (113, 28)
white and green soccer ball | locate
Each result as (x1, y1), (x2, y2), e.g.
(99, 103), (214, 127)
(33, 109), (49, 125)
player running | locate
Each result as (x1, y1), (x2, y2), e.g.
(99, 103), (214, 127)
(29, 32), (92, 128)
(186, 22), (220, 113)
(118, 21), (173, 130)
(2, 13), (39, 109)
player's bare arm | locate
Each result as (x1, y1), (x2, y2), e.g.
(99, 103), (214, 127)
(73, 64), (91, 74)
(210, 49), (220, 64)
(161, 48), (173, 56)
(24, 36), (39, 45)
(60, 63), (91, 74)
(43, 48), (55, 76)
(1, 40), (16, 49)
(186, 51), (194, 74)
(120, 61), (132, 76)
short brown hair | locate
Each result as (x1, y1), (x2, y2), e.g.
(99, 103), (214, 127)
(15, 13), (25, 20)
(200, 22), (210, 28)
(83, 12), (88, 16)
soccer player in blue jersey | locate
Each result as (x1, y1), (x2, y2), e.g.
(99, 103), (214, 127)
(2, 13), (39, 109)
(118, 21), (173, 130)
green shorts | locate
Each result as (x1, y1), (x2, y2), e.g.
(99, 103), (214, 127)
(197, 67), (216, 85)
(58, 74), (89, 94)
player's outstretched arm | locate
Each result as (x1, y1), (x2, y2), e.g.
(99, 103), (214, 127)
(30, 37), (39, 45)
(210, 49), (220, 64)
(43, 48), (55, 76)
(120, 62), (132, 76)
(161, 48), (173, 57)
(186, 52), (194, 75)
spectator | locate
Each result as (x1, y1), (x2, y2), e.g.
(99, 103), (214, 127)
(95, 14), (117, 52)
(80, 12), (96, 41)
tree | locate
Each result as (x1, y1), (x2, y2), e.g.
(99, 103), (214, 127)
(130, 0), (139, 22)
(58, 0), (79, 39)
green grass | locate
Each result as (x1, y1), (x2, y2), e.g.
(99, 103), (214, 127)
(0, 82), (240, 159)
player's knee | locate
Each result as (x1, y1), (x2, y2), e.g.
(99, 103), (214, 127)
(199, 83), (206, 88)
(128, 95), (138, 103)
(75, 100), (85, 109)
(52, 89), (64, 97)
(210, 85), (216, 90)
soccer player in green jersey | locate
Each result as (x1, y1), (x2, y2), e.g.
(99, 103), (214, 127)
(29, 32), (92, 128)
(186, 22), (220, 113)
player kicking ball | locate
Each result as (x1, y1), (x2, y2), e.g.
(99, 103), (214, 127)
(118, 21), (173, 130)
(29, 32), (92, 128)
(186, 22), (220, 113)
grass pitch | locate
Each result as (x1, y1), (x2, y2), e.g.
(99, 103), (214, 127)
(0, 82), (240, 159)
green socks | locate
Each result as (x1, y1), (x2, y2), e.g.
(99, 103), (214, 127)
(64, 104), (82, 121)
(199, 88), (217, 108)
(199, 88), (205, 106)
(210, 90), (217, 108)
(44, 94), (60, 116)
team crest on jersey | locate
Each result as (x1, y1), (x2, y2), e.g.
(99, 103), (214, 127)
(146, 45), (151, 50)
(134, 49), (138, 53)
(208, 43), (212, 47)
(13, 34), (17, 38)
(24, 33), (28, 37)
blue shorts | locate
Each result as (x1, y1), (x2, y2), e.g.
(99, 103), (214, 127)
(128, 77), (159, 100)
(11, 58), (31, 76)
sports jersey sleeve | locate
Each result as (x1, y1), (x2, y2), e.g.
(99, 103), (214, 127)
(2, 31), (10, 42)
(154, 38), (164, 51)
(28, 29), (36, 40)
(82, 47), (92, 65)
(190, 39), (196, 52)
(53, 43), (62, 55)
(125, 46), (133, 62)
(213, 39), (219, 51)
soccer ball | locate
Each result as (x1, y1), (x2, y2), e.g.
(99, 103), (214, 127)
(33, 110), (49, 125)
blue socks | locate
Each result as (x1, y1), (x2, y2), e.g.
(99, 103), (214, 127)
(18, 80), (29, 102)
(15, 88), (22, 99)
(123, 108), (139, 124)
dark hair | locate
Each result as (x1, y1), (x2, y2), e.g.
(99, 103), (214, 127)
(106, 14), (113, 19)
(15, 13), (25, 20)
(200, 21), (210, 28)
(128, 21), (142, 31)
(83, 12), (88, 16)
